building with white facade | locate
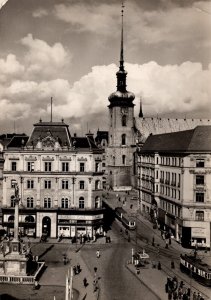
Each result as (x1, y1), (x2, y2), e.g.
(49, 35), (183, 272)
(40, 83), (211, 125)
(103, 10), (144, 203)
(1, 120), (104, 239)
(138, 126), (211, 249)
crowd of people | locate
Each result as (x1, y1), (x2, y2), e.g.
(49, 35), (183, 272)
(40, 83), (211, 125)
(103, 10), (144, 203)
(165, 277), (205, 300)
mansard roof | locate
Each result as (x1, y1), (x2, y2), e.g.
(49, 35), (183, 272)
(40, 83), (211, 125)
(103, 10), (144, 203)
(26, 121), (72, 148)
(141, 125), (211, 154)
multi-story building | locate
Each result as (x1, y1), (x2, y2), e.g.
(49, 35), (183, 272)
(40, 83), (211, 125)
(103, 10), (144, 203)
(138, 126), (211, 249)
(1, 120), (104, 239)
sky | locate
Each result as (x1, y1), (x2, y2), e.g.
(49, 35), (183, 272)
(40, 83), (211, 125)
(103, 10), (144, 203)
(0, 0), (211, 135)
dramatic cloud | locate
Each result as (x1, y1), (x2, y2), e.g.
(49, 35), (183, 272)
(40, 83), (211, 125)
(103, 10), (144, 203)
(51, 62), (211, 120)
(0, 54), (25, 83)
(21, 34), (72, 80)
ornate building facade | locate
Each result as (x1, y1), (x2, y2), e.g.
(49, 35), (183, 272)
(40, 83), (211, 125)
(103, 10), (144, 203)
(1, 121), (104, 239)
(138, 126), (211, 249)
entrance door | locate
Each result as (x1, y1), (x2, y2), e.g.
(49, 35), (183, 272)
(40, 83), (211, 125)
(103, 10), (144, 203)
(42, 216), (51, 237)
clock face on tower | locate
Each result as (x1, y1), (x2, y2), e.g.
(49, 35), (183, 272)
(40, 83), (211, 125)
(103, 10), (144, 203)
(121, 107), (128, 114)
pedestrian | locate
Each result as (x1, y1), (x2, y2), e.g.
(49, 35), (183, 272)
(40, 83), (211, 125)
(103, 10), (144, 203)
(196, 293), (201, 300)
(73, 265), (77, 275)
(77, 263), (81, 274)
(83, 277), (88, 287)
(192, 292), (197, 300)
(96, 250), (100, 258)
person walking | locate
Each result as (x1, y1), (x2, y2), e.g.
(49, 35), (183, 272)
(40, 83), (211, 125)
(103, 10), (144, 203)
(96, 250), (100, 258)
(83, 277), (88, 287)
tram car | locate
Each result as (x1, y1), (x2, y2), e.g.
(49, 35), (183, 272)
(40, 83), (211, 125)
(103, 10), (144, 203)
(180, 254), (211, 287)
(115, 207), (136, 230)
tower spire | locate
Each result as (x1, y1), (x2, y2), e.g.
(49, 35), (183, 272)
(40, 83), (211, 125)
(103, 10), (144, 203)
(120, 1), (125, 71)
(116, 1), (127, 93)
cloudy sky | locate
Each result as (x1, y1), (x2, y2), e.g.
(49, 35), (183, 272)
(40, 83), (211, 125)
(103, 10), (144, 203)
(0, 0), (211, 134)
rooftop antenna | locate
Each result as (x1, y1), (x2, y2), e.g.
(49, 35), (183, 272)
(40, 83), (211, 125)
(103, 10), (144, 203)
(50, 97), (53, 122)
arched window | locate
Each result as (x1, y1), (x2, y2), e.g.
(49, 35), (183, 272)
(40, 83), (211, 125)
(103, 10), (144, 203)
(11, 195), (15, 207)
(122, 134), (126, 145)
(122, 115), (127, 126)
(61, 197), (69, 208)
(122, 155), (126, 165)
(95, 196), (101, 208)
(95, 180), (100, 190)
(79, 197), (85, 209)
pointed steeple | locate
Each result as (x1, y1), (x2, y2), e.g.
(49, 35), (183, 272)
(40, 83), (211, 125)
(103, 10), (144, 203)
(108, 1), (135, 108)
(119, 2), (125, 72)
(139, 97), (143, 118)
(116, 1), (127, 93)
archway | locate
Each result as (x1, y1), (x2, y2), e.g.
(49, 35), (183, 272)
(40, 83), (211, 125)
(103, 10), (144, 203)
(42, 216), (51, 236)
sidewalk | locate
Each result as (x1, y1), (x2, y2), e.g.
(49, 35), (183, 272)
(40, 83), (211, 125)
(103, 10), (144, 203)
(133, 214), (211, 300)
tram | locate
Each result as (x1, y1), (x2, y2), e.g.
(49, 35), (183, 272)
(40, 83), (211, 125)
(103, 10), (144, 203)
(115, 207), (136, 230)
(180, 254), (211, 287)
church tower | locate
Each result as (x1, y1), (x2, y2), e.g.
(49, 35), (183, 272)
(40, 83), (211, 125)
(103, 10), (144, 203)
(106, 3), (136, 190)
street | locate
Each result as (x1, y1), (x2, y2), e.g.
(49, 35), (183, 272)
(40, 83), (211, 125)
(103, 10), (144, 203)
(81, 221), (159, 300)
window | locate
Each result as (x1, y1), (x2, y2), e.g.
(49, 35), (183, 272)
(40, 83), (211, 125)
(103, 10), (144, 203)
(80, 163), (85, 172)
(121, 134), (126, 145)
(44, 162), (52, 172)
(122, 155), (126, 165)
(196, 192), (204, 203)
(44, 180), (51, 189)
(95, 163), (99, 172)
(122, 115), (127, 126)
(196, 159), (204, 168)
(27, 180), (34, 189)
(44, 197), (51, 208)
(11, 196), (15, 207)
(11, 161), (17, 171)
(79, 197), (85, 209)
(196, 175), (204, 185)
(27, 197), (34, 208)
(62, 162), (69, 172)
(62, 180), (69, 189)
(79, 181), (85, 190)
(95, 197), (101, 208)
(27, 162), (34, 172)
(61, 197), (69, 208)
(195, 211), (204, 221)
(95, 180), (100, 190)
(11, 179), (16, 188)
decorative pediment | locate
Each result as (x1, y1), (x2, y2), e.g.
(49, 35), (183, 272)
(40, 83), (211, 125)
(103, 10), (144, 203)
(59, 156), (72, 161)
(77, 157), (87, 161)
(9, 157), (19, 160)
(42, 135), (56, 149)
(42, 156), (55, 161)
(25, 155), (37, 161)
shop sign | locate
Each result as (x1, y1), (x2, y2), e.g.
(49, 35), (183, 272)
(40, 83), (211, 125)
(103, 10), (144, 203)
(192, 227), (206, 237)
